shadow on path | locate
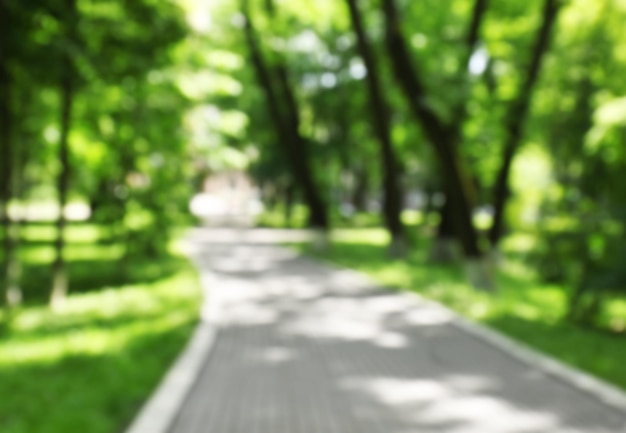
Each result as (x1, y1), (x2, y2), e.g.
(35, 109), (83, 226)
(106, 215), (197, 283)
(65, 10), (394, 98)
(171, 228), (626, 433)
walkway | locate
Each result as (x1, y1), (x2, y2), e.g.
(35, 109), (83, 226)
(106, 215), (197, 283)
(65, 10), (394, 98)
(170, 228), (625, 433)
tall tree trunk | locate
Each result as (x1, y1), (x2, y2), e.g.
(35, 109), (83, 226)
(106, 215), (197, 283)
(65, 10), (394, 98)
(273, 64), (329, 229)
(449, 0), (489, 141)
(241, 0), (329, 230)
(488, 0), (560, 247)
(50, 72), (73, 309)
(382, 0), (493, 289)
(345, 0), (407, 255)
(382, 1), (481, 256)
(429, 194), (459, 263)
(0, 0), (19, 311)
(432, 0), (489, 256)
(50, 0), (77, 309)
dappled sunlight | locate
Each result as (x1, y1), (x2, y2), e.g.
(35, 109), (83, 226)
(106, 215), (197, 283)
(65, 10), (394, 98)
(258, 346), (295, 363)
(340, 377), (564, 433)
(341, 377), (449, 405)
(222, 295), (279, 326)
(7, 202), (92, 222)
(403, 306), (455, 326)
(211, 247), (295, 274)
(330, 228), (390, 245)
(20, 244), (123, 265)
(179, 228), (626, 432)
(420, 395), (560, 433)
(1, 312), (190, 368)
(4, 0), (626, 428)
(288, 296), (396, 341)
(0, 268), (200, 368)
(0, 253), (202, 432)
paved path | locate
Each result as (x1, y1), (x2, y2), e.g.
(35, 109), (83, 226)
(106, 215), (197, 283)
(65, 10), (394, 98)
(169, 228), (626, 433)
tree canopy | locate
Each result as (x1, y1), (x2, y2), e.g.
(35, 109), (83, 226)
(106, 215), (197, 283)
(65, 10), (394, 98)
(2, 0), (626, 327)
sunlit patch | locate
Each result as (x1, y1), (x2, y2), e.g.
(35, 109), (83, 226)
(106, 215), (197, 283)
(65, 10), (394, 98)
(187, 10), (211, 33)
(469, 46), (489, 75)
(342, 378), (449, 405)
(258, 346), (294, 363)
(320, 72), (337, 88)
(7, 201), (91, 222)
(210, 246), (293, 274)
(411, 33), (428, 49)
(64, 203), (91, 221)
(446, 374), (495, 392)
(289, 304), (381, 340)
(362, 295), (413, 314)
(420, 395), (560, 432)
(225, 303), (277, 325)
(373, 332), (408, 348)
(342, 376), (563, 432)
(349, 61), (367, 79)
(0, 269), (200, 368)
(469, 302), (489, 319)
(289, 30), (321, 52)
(284, 292), (415, 345)
(289, 277), (326, 300)
(404, 307), (454, 326)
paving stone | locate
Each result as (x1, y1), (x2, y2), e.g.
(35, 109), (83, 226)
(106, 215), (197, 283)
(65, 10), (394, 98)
(168, 229), (626, 433)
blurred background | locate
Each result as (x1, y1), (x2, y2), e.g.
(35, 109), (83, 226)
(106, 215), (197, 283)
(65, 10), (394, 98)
(1, 0), (626, 431)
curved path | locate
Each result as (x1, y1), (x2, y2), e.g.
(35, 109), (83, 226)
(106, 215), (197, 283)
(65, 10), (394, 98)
(156, 229), (626, 432)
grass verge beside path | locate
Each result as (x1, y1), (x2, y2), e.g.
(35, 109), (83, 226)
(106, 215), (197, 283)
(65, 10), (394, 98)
(0, 256), (202, 433)
(296, 228), (626, 392)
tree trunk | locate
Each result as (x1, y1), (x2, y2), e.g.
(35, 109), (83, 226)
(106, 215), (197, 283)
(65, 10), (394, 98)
(382, 0), (494, 289)
(465, 0), (489, 52)
(345, 0), (407, 255)
(241, 0), (329, 230)
(273, 64), (329, 229)
(50, 0), (77, 309)
(449, 0), (489, 141)
(434, 0), (489, 241)
(429, 195), (459, 263)
(50, 75), (73, 309)
(488, 0), (560, 247)
(0, 0), (21, 310)
(382, 0), (482, 258)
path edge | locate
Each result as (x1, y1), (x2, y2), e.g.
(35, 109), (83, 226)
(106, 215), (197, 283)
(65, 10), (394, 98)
(124, 268), (218, 433)
(317, 261), (626, 414)
(448, 308), (626, 412)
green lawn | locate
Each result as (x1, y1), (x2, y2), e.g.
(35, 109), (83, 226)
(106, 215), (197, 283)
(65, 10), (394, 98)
(0, 226), (202, 433)
(297, 228), (626, 392)
(256, 205), (390, 229)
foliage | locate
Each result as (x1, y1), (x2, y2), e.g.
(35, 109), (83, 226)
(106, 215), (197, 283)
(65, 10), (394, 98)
(1, 0), (198, 308)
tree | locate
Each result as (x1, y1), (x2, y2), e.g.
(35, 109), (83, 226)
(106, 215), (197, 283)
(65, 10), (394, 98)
(241, 0), (329, 231)
(0, 0), (19, 309)
(50, 0), (78, 309)
(488, 0), (561, 248)
(345, 0), (407, 255)
(381, 0), (492, 289)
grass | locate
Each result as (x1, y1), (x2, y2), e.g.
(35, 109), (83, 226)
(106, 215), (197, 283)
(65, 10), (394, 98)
(256, 206), (424, 229)
(0, 225), (202, 433)
(296, 228), (626, 392)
